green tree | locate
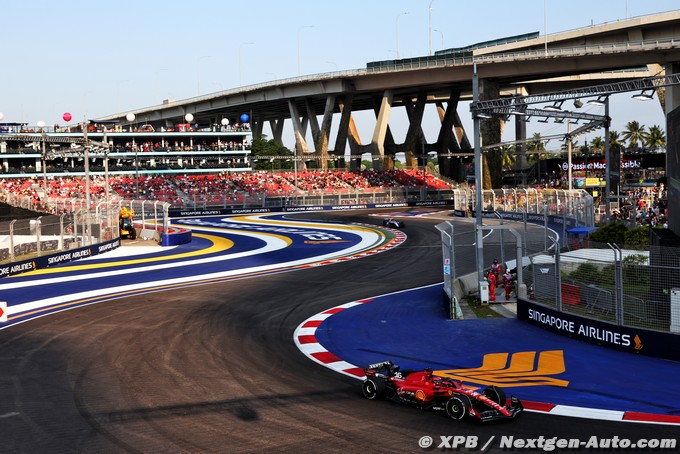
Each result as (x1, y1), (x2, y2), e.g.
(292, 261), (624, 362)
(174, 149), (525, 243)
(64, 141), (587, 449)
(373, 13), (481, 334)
(624, 226), (650, 249)
(621, 121), (647, 152)
(569, 262), (600, 285)
(608, 130), (623, 153)
(644, 125), (666, 151)
(500, 144), (516, 171)
(588, 136), (604, 155)
(589, 221), (628, 245)
(526, 133), (545, 183)
(250, 135), (294, 171)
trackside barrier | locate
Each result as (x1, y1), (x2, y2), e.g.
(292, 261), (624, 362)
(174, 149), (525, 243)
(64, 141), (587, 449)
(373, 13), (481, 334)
(517, 297), (680, 362)
(168, 199), (453, 218)
(161, 228), (192, 246)
(0, 238), (120, 278)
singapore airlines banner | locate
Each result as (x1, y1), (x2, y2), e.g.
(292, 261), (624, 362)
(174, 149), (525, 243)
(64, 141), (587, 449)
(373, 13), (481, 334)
(517, 298), (680, 362)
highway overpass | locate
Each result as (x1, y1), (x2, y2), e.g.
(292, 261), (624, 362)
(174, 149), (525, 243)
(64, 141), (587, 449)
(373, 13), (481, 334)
(97, 10), (680, 178)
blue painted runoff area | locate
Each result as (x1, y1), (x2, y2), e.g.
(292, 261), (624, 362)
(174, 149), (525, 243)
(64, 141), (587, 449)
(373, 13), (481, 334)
(313, 283), (680, 417)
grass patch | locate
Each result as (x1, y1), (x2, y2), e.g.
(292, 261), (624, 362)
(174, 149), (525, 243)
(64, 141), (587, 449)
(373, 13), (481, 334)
(464, 297), (504, 318)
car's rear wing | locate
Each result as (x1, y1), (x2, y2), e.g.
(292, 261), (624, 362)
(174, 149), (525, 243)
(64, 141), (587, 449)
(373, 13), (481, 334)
(365, 360), (394, 370)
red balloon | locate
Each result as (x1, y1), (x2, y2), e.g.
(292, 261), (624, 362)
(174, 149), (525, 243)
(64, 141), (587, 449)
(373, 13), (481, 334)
(62, 112), (72, 122)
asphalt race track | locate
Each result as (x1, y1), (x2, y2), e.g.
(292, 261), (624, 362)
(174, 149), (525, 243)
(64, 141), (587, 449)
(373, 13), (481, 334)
(0, 210), (678, 453)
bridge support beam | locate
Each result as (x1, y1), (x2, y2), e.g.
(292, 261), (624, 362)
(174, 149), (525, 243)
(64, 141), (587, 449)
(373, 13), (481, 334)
(336, 95), (364, 171)
(314, 95), (335, 170)
(479, 78), (502, 189)
(370, 90), (394, 171)
(288, 100), (310, 168)
(402, 91), (428, 168)
(435, 90), (469, 181)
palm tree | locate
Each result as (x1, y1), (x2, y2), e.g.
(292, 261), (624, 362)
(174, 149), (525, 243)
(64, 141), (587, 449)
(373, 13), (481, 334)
(609, 130), (623, 153)
(526, 133), (546, 182)
(500, 144), (516, 171)
(621, 120), (647, 152)
(561, 136), (576, 153)
(644, 125), (666, 152)
(526, 133), (546, 161)
(587, 136), (604, 155)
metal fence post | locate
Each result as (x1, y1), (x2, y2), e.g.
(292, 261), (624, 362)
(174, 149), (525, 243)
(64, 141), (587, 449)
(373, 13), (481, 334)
(36, 216), (42, 257)
(608, 243), (624, 325)
(494, 211), (505, 266)
(59, 214), (65, 250)
(8, 220), (15, 262)
(154, 201), (160, 232)
(522, 210), (528, 259)
(553, 236), (562, 312)
(436, 221), (462, 319)
(543, 204), (548, 250)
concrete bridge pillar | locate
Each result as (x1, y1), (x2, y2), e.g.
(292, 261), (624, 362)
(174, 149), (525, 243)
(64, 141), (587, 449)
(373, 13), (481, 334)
(479, 79), (502, 189)
(666, 62), (680, 116)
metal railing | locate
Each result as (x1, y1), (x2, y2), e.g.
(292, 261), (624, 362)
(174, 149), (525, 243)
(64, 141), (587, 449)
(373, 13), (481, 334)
(0, 188), (171, 265)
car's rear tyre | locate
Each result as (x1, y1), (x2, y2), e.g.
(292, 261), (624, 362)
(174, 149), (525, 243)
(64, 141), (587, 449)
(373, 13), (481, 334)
(483, 385), (506, 406)
(362, 378), (386, 400)
(445, 395), (471, 420)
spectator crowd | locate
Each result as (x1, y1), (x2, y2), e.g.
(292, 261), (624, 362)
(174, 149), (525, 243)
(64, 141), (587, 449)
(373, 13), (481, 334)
(0, 169), (453, 211)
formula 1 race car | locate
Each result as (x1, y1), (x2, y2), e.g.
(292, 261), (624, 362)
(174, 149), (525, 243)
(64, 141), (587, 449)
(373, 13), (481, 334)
(361, 360), (522, 423)
(382, 218), (405, 228)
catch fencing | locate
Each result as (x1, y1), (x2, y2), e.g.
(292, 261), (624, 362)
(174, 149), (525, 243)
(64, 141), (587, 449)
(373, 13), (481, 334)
(0, 192), (171, 265)
(525, 241), (680, 333)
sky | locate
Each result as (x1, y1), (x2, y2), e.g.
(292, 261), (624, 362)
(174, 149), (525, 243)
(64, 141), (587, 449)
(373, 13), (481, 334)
(1, 0), (679, 152)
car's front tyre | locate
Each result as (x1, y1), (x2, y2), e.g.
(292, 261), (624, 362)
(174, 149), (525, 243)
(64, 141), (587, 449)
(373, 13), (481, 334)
(445, 395), (471, 420)
(362, 378), (386, 400)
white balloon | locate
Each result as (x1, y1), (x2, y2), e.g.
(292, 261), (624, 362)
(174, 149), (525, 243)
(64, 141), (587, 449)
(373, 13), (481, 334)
(185, 113), (194, 122)
(126, 112), (136, 122)
(0, 112), (4, 121)
(37, 120), (46, 128)
(221, 118), (229, 126)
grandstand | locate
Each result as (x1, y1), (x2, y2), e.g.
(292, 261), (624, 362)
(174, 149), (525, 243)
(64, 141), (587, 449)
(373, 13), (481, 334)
(0, 169), (456, 212)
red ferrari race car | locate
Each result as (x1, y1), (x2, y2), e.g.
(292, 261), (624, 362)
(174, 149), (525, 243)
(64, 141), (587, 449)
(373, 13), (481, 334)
(361, 360), (523, 422)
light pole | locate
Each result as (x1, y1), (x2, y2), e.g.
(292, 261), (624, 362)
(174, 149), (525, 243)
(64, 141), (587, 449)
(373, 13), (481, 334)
(472, 63), (486, 293)
(126, 112), (139, 197)
(433, 29), (444, 51)
(567, 120), (572, 190)
(102, 126), (110, 209)
(81, 120), (92, 245)
(37, 120), (47, 198)
(239, 42), (254, 86)
(428, 0), (435, 56)
(396, 12), (409, 59)
(297, 25), (314, 76)
(603, 96), (611, 221)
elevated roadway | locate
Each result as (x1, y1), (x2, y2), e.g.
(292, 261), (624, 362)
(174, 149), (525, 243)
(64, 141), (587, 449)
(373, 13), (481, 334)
(95, 11), (680, 174)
